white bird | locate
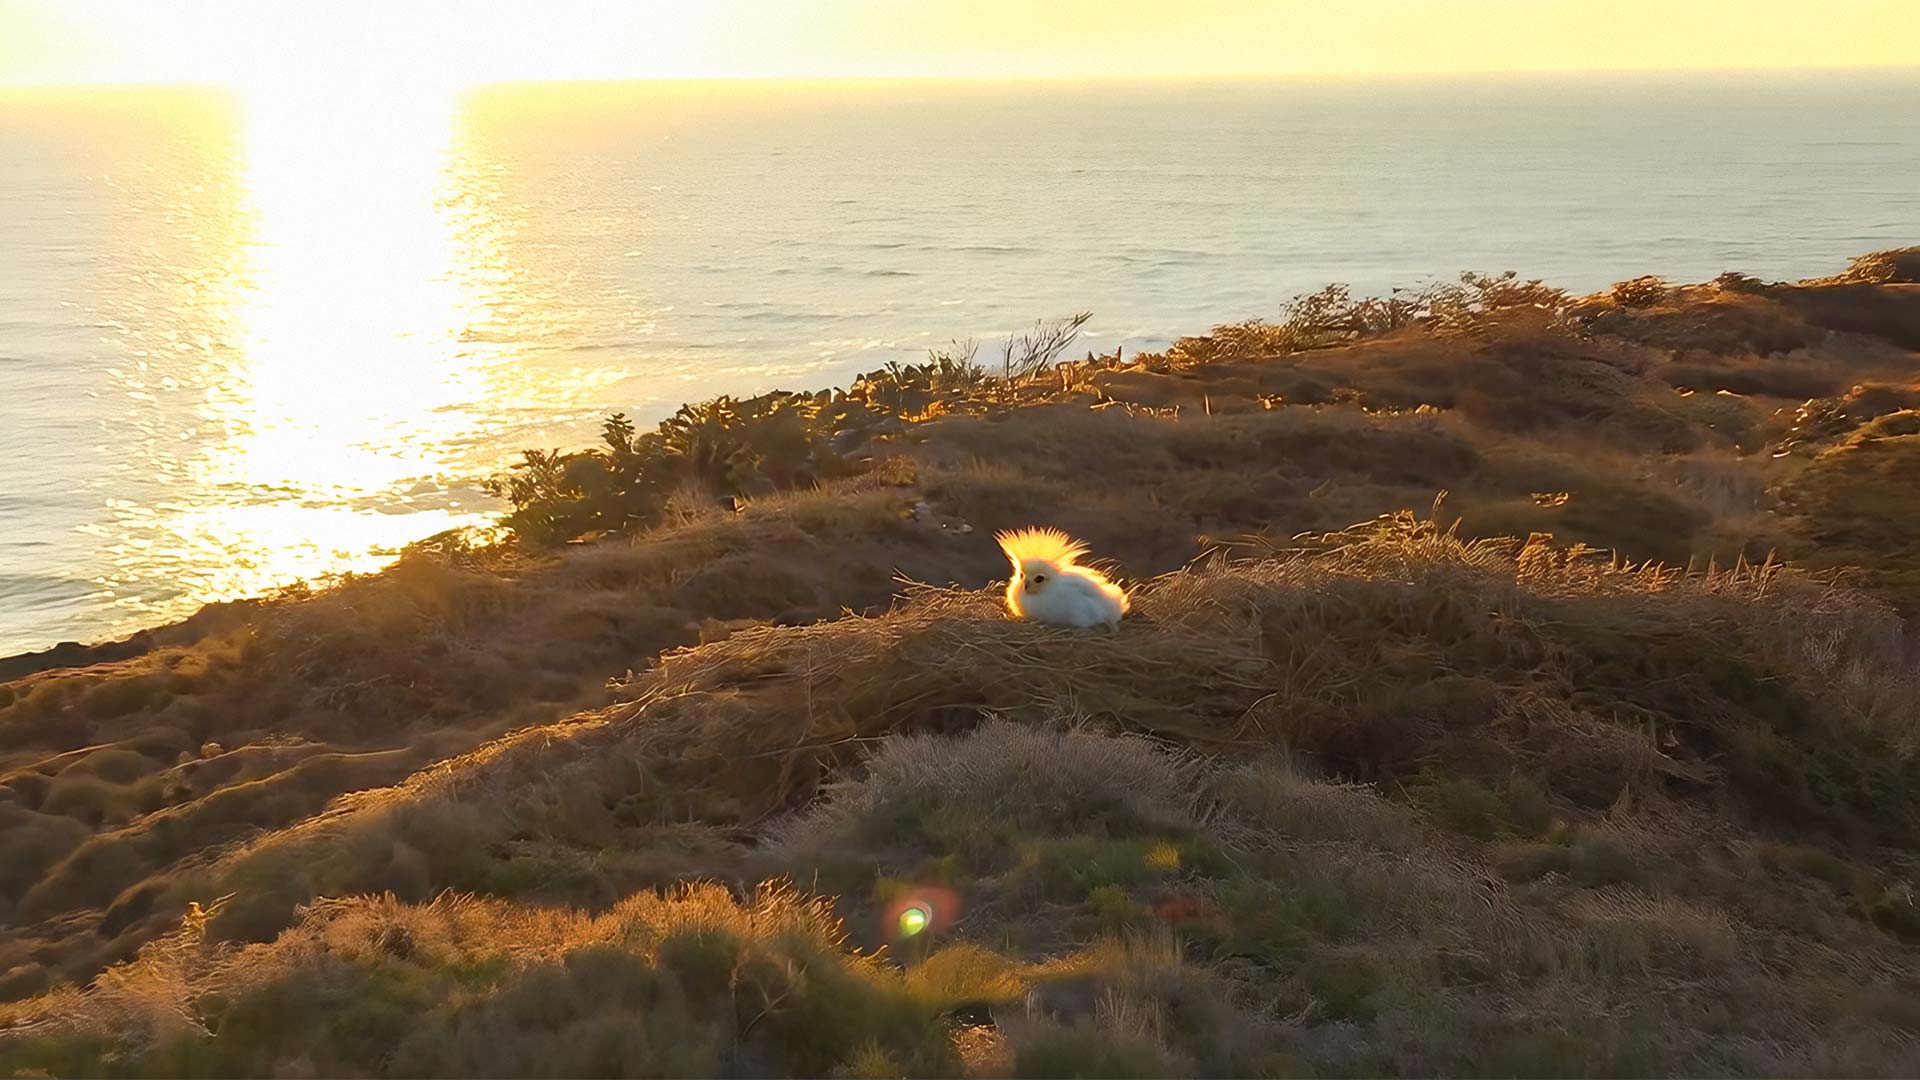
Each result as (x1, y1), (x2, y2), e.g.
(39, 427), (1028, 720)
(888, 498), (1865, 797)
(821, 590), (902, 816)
(996, 527), (1129, 628)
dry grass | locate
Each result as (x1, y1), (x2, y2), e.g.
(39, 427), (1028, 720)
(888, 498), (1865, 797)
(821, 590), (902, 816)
(83, 513), (1910, 959)
(768, 720), (1206, 857)
(15, 709), (1917, 1076)
(6, 256), (1920, 1074)
(1838, 247), (1920, 285)
(605, 512), (1920, 832)
(1, 884), (961, 1078)
(1777, 410), (1920, 615)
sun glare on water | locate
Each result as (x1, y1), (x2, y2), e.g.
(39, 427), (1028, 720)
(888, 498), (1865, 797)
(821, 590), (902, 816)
(232, 79), (470, 485)
(134, 71), (502, 607)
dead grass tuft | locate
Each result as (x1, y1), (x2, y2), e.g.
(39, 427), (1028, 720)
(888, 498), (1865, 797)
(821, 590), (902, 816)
(1838, 247), (1920, 285)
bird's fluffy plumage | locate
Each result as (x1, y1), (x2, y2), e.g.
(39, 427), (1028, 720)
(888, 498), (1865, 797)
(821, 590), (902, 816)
(994, 527), (1089, 569)
(996, 527), (1129, 628)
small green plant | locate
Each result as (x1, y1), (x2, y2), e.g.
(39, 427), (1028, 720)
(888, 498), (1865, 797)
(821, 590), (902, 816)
(1086, 883), (1149, 934)
(1403, 771), (1526, 840)
(1301, 953), (1386, 1023)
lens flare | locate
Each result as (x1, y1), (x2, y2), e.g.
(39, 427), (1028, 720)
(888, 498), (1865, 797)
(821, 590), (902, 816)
(898, 904), (931, 937)
(882, 886), (959, 942)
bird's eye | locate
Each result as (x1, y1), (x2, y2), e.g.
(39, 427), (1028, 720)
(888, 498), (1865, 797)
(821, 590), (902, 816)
(1033, 575), (1046, 583)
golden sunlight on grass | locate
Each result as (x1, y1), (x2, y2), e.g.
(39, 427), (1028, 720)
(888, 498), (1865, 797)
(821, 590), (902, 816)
(5, 259), (1920, 1075)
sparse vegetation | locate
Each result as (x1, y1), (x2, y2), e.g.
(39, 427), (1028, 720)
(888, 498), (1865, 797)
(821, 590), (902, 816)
(1610, 274), (1670, 308)
(6, 250), (1920, 1076)
(484, 314), (1095, 546)
(1164, 272), (1570, 365)
(1838, 246), (1920, 285)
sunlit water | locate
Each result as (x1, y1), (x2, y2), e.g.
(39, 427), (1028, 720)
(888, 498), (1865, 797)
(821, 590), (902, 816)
(2, 73), (1917, 654)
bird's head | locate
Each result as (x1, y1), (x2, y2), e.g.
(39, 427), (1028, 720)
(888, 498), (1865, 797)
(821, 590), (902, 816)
(996, 527), (1088, 596)
(1016, 558), (1063, 595)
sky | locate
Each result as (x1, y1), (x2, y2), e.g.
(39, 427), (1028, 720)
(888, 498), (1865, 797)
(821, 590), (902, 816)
(1, 0), (1917, 88)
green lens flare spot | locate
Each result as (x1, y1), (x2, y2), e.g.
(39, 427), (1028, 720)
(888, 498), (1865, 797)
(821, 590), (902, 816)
(898, 904), (931, 937)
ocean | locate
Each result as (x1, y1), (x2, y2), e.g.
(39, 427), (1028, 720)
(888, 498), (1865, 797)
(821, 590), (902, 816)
(1, 72), (1916, 654)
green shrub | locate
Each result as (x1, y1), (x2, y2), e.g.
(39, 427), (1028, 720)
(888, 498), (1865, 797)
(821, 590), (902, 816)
(2, 885), (959, 1078)
(486, 315), (1095, 546)
(485, 397), (856, 546)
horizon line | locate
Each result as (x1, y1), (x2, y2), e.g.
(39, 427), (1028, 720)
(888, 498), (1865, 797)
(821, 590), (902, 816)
(6, 62), (1920, 93)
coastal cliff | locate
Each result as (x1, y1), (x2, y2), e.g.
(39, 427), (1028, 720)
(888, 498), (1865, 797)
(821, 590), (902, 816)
(5, 250), (1920, 1076)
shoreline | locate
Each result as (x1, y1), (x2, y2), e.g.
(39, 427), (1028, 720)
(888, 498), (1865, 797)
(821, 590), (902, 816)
(10, 74), (1919, 659)
(6, 251), (1920, 675)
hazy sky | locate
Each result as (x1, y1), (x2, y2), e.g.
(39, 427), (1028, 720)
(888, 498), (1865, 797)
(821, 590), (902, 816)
(2, 0), (1917, 87)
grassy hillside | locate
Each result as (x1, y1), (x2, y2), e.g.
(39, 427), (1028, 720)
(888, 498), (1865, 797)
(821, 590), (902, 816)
(4, 251), (1920, 1076)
